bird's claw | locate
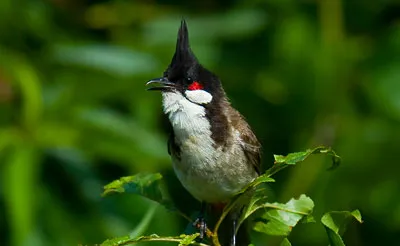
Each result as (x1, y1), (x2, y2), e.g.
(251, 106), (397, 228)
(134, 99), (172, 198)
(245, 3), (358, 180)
(193, 217), (207, 239)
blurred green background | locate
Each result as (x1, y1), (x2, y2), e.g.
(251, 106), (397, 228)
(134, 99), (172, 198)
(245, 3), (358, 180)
(1, 0), (400, 245)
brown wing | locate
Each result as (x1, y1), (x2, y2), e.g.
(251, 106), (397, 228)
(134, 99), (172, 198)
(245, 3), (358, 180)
(239, 124), (261, 175)
(228, 107), (262, 175)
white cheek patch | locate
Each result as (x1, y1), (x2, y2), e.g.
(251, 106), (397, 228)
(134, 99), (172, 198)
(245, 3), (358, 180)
(184, 90), (213, 105)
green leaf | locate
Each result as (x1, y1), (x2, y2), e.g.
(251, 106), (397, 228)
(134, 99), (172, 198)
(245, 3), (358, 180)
(249, 175), (276, 187)
(237, 174), (275, 195)
(102, 173), (192, 223)
(266, 146), (341, 176)
(280, 238), (292, 246)
(178, 233), (200, 246)
(321, 210), (363, 246)
(253, 194), (314, 236)
(101, 234), (205, 246)
(101, 235), (131, 246)
(102, 173), (164, 203)
(274, 146), (340, 168)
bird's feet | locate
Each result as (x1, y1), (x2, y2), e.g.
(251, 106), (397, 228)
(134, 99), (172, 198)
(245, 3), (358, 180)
(193, 217), (207, 239)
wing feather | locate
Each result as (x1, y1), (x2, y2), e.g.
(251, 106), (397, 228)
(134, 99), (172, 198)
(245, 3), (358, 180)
(228, 107), (261, 174)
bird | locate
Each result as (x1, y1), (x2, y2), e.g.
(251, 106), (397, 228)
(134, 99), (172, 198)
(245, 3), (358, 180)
(146, 20), (261, 246)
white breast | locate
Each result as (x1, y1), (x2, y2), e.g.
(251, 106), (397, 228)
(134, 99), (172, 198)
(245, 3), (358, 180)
(162, 91), (212, 140)
(162, 91), (257, 203)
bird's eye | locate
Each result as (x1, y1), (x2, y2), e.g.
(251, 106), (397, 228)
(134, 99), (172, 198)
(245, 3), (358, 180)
(188, 81), (203, 91)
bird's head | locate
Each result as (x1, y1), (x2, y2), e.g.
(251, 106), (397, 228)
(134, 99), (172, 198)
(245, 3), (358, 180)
(146, 20), (224, 105)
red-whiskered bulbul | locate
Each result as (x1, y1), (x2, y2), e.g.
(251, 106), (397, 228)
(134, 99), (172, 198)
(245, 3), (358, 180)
(146, 20), (261, 246)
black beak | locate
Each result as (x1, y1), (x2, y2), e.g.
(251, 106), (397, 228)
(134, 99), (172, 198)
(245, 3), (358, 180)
(146, 77), (175, 91)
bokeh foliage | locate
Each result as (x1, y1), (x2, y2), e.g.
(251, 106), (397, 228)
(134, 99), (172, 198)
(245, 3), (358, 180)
(0, 0), (399, 245)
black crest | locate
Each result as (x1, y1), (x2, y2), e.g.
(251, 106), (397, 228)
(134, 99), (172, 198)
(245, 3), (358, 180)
(165, 20), (198, 80)
(175, 20), (197, 64)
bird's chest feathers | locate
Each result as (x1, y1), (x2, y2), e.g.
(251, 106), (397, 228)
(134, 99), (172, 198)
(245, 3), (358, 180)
(162, 91), (214, 156)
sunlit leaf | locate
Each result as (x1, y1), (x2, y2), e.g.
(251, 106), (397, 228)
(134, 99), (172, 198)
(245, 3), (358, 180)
(253, 194), (314, 236)
(274, 146), (340, 168)
(101, 235), (131, 246)
(321, 210), (363, 246)
(266, 146), (341, 176)
(101, 234), (205, 246)
(249, 175), (276, 187)
(238, 174), (275, 195)
(178, 233), (200, 246)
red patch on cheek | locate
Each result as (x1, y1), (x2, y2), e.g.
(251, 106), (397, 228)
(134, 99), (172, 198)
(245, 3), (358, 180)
(188, 81), (203, 90)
